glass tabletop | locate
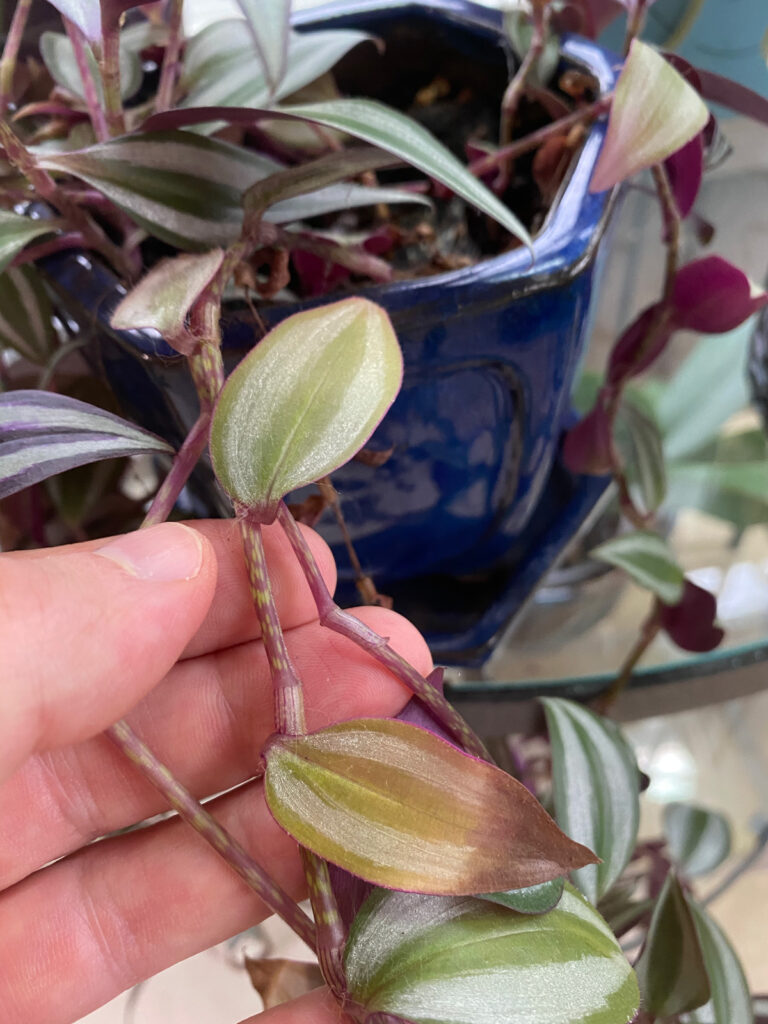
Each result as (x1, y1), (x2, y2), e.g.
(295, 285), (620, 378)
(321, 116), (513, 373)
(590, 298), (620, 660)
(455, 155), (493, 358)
(446, 505), (768, 702)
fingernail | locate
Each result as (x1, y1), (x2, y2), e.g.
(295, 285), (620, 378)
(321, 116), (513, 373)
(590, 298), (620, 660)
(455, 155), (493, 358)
(95, 523), (204, 581)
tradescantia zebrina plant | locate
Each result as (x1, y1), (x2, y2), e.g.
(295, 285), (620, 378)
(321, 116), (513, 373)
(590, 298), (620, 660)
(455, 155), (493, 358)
(0, 0), (763, 1020)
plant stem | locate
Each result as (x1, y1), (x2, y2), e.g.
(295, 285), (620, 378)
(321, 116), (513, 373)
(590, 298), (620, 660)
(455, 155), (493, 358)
(240, 517), (307, 736)
(275, 502), (491, 761)
(142, 411), (211, 526)
(11, 231), (86, 266)
(651, 163), (681, 303)
(106, 720), (316, 948)
(594, 607), (661, 713)
(0, 119), (132, 277)
(0, 0), (32, 116)
(499, 5), (550, 148)
(94, 24), (125, 136)
(623, 0), (648, 55)
(155, 0), (184, 113)
(301, 849), (348, 997)
(63, 18), (109, 141)
(469, 95), (611, 180)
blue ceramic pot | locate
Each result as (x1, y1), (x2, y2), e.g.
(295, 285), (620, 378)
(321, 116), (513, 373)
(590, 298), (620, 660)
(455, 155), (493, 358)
(41, 1), (618, 664)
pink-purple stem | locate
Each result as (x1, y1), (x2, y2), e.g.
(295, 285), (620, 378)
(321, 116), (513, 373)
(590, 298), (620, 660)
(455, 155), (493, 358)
(106, 720), (316, 949)
(0, 0), (32, 116)
(142, 410), (211, 528)
(275, 501), (491, 761)
(63, 17), (109, 141)
(155, 0), (184, 114)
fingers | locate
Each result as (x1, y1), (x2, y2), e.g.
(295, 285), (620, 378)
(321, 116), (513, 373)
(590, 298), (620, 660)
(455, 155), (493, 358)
(0, 778), (312, 1024)
(0, 522), (217, 780)
(0, 606), (432, 889)
(238, 988), (342, 1024)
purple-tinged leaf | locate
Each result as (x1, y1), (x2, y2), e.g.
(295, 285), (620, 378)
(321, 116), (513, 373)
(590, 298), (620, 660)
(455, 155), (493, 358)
(142, 101), (532, 248)
(263, 717), (597, 896)
(607, 303), (673, 385)
(636, 873), (711, 1017)
(662, 53), (703, 94)
(671, 256), (768, 334)
(658, 579), (724, 653)
(562, 394), (614, 476)
(665, 133), (704, 219)
(234, 0), (291, 97)
(44, 0), (102, 44)
(590, 40), (708, 193)
(591, 531), (684, 605)
(110, 250), (225, 355)
(697, 66), (768, 129)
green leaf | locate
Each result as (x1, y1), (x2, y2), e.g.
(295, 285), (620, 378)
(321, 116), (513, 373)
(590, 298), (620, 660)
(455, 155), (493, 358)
(234, 0), (291, 95)
(590, 530), (685, 605)
(44, 0), (101, 43)
(590, 40), (709, 192)
(210, 299), (403, 520)
(477, 877), (565, 915)
(0, 210), (55, 275)
(655, 324), (753, 461)
(110, 249), (225, 354)
(37, 132), (425, 250)
(615, 395), (666, 514)
(0, 266), (57, 365)
(664, 803), (732, 878)
(636, 873), (711, 1016)
(40, 29), (141, 103)
(182, 21), (372, 116)
(263, 718), (597, 896)
(0, 389), (173, 499)
(542, 698), (640, 905)
(682, 899), (754, 1024)
(344, 884), (640, 1024)
(277, 99), (532, 249)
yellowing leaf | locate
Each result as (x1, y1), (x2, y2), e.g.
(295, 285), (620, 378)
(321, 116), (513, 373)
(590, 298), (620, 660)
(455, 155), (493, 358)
(210, 298), (402, 520)
(263, 718), (597, 896)
(590, 41), (708, 192)
(110, 249), (225, 354)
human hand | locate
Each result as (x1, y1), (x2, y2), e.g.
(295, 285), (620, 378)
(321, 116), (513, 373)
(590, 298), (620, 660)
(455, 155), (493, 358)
(0, 520), (431, 1024)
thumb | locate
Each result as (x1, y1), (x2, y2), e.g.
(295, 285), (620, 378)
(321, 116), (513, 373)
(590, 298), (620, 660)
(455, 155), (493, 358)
(1, 522), (217, 780)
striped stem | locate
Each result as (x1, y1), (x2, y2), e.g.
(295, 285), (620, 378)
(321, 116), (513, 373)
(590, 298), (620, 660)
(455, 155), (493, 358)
(239, 517), (306, 736)
(301, 849), (348, 998)
(94, 25), (125, 137)
(0, 0), (32, 115)
(276, 502), (491, 761)
(107, 720), (316, 948)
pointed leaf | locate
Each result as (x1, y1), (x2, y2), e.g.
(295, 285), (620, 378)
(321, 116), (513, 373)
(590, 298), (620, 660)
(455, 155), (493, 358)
(562, 395), (614, 476)
(664, 803), (732, 878)
(110, 249), (225, 354)
(665, 133), (704, 219)
(263, 718), (597, 896)
(143, 100), (533, 247)
(181, 22), (372, 117)
(210, 299), (403, 521)
(0, 390), (172, 498)
(590, 41), (708, 192)
(344, 885), (640, 1024)
(636, 873), (711, 1016)
(477, 877), (565, 916)
(616, 395), (666, 514)
(234, 0), (291, 96)
(45, 0), (101, 44)
(591, 531), (684, 604)
(37, 132), (424, 250)
(671, 256), (768, 335)
(0, 267), (57, 365)
(682, 899), (754, 1024)
(0, 211), (56, 275)
(542, 698), (640, 904)
(607, 303), (674, 385)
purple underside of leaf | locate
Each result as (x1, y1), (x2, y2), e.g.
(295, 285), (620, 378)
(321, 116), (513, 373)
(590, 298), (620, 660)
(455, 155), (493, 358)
(658, 579), (724, 653)
(697, 67), (768, 128)
(562, 398), (614, 475)
(607, 304), (673, 385)
(0, 433), (170, 500)
(671, 256), (768, 333)
(664, 133), (703, 219)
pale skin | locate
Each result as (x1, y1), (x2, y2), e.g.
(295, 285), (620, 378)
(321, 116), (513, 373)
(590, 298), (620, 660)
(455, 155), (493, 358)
(0, 520), (432, 1024)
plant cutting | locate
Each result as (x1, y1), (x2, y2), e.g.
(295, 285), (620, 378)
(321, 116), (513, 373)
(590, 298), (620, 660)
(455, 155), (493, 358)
(1, 0), (767, 1021)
